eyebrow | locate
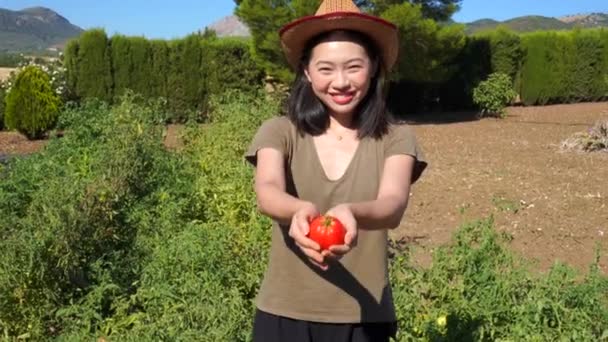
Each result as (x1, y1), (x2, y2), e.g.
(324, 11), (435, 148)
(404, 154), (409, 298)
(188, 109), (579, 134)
(314, 58), (366, 67)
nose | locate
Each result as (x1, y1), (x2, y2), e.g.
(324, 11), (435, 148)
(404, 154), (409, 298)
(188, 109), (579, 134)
(333, 70), (350, 90)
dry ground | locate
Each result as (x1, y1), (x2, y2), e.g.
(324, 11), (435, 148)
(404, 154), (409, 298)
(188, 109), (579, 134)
(0, 67), (15, 82)
(397, 102), (608, 274)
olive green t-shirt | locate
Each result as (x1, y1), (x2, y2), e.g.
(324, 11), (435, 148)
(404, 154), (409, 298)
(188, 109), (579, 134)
(245, 116), (427, 323)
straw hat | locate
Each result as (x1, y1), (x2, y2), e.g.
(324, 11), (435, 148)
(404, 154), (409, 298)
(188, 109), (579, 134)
(279, 0), (399, 71)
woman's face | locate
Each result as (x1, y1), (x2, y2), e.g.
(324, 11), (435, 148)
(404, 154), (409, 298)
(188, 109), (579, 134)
(304, 32), (374, 118)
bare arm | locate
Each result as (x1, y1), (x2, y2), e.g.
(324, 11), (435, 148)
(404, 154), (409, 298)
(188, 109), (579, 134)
(254, 148), (315, 225)
(254, 147), (328, 268)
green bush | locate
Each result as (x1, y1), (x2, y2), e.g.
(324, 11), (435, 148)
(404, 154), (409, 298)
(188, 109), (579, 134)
(166, 34), (206, 122)
(473, 72), (517, 117)
(4, 65), (61, 139)
(111, 36), (153, 100)
(73, 29), (113, 103)
(3, 57), (70, 103)
(566, 29), (605, 102)
(438, 36), (492, 111)
(62, 39), (80, 102)
(0, 90), (279, 340)
(602, 29), (608, 98)
(519, 29), (608, 105)
(149, 40), (170, 100)
(391, 217), (608, 341)
(202, 37), (264, 96)
(1, 90), (606, 341)
(63, 30), (264, 121)
(0, 53), (26, 67)
(0, 84), (5, 130)
(0, 93), (181, 339)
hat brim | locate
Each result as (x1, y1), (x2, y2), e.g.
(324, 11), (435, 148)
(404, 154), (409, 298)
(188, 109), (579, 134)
(280, 12), (399, 71)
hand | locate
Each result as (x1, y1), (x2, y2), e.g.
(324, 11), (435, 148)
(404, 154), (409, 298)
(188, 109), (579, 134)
(288, 203), (328, 270)
(323, 204), (358, 261)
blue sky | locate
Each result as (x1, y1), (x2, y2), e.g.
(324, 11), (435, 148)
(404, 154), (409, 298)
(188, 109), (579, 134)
(1, 0), (607, 39)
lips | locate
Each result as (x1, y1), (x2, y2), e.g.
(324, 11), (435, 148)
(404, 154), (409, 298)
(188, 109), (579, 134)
(331, 93), (355, 105)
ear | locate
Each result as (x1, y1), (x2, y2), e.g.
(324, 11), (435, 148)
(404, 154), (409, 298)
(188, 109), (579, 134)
(303, 67), (312, 83)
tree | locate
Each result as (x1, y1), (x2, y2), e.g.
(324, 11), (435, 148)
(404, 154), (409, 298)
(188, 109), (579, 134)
(4, 66), (61, 139)
(75, 29), (113, 103)
(363, 0), (462, 22)
(382, 2), (465, 83)
(0, 85), (5, 130)
(235, 0), (320, 83)
(234, 0), (463, 83)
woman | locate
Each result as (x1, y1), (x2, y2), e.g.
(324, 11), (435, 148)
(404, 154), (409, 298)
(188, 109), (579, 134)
(245, 0), (427, 341)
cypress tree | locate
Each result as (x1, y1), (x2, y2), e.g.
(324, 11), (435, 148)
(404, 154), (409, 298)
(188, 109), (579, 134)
(76, 29), (113, 102)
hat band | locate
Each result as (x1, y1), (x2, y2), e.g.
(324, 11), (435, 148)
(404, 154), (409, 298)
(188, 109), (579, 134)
(280, 11), (397, 36)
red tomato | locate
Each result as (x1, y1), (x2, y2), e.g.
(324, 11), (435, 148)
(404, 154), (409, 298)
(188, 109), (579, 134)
(308, 215), (346, 250)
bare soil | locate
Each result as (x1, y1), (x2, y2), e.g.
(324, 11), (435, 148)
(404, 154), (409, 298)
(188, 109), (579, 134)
(0, 67), (15, 82)
(396, 102), (608, 275)
(1, 102), (607, 274)
(0, 131), (47, 157)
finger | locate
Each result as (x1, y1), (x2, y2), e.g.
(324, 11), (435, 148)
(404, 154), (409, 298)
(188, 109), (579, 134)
(328, 244), (351, 256)
(301, 246), (326, 265)
(344, 231), (357, 247)
(309, 257), (329, 271)
(294, 233), (321, 251)
(292, 224), (320, 250)
(298, 216), (310, 236)
(322, 249), (343, 261)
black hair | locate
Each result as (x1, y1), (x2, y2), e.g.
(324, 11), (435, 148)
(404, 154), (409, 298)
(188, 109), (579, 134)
(285, 29), (393, 139)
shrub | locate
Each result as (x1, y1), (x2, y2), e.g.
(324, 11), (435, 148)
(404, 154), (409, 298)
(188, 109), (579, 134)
(0, 93), (179, 339)
(0, 84), (5, 130)
(2, 57), (69, 103)
(1, 90), (606, 341)
(488, 27), (524, 82)
(391, 217), (608, 341)
(4, 65), (61, 139)
(0, 52), (26, 67)
(73, 29), (113, 102)
(473, 72), (517, 118)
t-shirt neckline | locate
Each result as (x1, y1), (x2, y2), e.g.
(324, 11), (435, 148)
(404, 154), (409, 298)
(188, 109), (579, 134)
(308, 134), (365, 183)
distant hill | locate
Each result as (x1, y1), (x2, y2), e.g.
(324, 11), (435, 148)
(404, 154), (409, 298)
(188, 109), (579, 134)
(0, 6), (83, 52)
(207, 12), (608, 38)
(466, 12), (608, 34)
(205, 16), (250, 38)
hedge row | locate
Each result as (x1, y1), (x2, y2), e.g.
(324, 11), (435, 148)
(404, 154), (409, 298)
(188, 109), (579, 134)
(519, 29), (608, 105)
(62, 28), (608, 115)
(63, 30), (264, 122)
(389, 28), (608, 113)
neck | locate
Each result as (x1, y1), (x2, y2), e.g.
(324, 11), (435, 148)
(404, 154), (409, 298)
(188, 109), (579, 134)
(327, 113), (358, 140)
(328, 112), (355, 130)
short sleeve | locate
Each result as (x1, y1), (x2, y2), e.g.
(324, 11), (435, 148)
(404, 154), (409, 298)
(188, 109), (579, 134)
(244, 116), (291, 167)
(385, 124), (428, 184)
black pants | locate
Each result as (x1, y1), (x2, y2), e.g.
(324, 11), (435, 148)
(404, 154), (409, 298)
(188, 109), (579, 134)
(252, 309), (397, 342)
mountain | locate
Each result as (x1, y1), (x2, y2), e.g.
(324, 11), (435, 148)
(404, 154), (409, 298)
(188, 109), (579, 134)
(0, 6), (83, 52)
(558, 13), (608, 28)
(209, 12), (608, 38)
(205, 16), (250, 38)
(466, 13), (608, 34)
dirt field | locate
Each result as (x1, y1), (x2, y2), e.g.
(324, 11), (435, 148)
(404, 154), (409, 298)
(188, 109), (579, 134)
(398, 102), (608, 275)
(0, 67), (15, 82)
(1, 102), (607, 274)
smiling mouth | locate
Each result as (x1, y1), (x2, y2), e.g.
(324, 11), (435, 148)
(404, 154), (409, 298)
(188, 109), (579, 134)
(331, 93), (355, 105)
